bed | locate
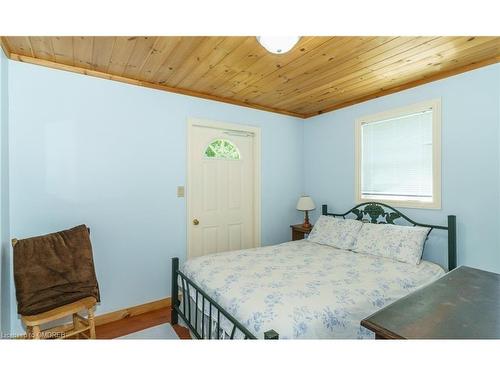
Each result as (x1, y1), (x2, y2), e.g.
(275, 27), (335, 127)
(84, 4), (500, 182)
(171, 202), (457, 339)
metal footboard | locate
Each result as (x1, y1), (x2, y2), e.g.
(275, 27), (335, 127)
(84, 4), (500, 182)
(171, 257), (279, 340)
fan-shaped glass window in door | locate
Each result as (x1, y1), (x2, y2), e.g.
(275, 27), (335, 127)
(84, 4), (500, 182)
(204, 139), (241, 160)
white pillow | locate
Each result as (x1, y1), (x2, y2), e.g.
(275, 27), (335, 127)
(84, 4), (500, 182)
(354, 223), (430, 265)
(307, 215), (363, 250)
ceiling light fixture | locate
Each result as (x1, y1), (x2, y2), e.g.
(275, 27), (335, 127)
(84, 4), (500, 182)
(256, 36), (300, 54)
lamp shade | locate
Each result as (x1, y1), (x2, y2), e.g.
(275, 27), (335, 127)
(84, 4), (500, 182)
(296, 196), (316, 211)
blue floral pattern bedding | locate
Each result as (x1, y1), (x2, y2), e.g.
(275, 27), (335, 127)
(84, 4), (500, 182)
(354, 223), (430, 265)
(308, 215), (363, 250)
(181, 240), (444, 339)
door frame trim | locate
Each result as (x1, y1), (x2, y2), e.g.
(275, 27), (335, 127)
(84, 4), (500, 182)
(186, 117), (262, 259)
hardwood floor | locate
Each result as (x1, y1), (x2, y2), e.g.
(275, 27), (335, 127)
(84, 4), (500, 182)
(95, 307), (191, 339)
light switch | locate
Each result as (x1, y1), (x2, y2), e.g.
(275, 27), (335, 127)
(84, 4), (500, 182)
(177, 186), (185, 197)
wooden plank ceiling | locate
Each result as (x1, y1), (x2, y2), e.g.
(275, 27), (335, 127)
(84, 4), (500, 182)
(1, 36), (499, 118)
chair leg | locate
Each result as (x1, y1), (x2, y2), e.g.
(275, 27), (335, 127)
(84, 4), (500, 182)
(88, 307), (96, 339)
(32, 325), (41, 339)
(73, 313), (80, 339)
(26, 326), (33, 340)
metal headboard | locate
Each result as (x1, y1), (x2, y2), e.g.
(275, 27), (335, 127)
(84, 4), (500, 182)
(322, 202), (457, 270)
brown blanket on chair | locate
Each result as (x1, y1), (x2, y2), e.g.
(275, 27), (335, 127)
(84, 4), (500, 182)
(13, 225), (100, 316)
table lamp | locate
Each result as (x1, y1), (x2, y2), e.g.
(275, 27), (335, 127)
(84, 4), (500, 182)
(296, 195), (316, 228)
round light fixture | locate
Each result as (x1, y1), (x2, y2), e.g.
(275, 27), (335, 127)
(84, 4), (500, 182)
(256, 36), (300, 54)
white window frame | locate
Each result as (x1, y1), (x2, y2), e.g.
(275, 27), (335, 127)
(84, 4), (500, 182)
(355, 99), (442, 209)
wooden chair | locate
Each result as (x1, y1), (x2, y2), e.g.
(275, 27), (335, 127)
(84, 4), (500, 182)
(12, 227), (100, 340)
(22, 296), (97, 339)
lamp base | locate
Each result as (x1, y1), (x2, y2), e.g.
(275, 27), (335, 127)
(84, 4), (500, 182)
(302, 210), (311, 228)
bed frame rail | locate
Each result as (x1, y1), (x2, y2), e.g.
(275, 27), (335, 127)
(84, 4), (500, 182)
(171, 257), (279, 339)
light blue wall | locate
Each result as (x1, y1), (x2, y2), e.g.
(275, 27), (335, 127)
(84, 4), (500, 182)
(304, 63), (500, 273)
(0, 48), (11, 335)
(7, 61), (304, 333)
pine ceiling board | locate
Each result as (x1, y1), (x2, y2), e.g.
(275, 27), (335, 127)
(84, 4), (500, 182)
(51, 37), (74, 65)
(273, 36), (445, 109)
(189, 37), (267, 93)
(91, 37), (116, 72)
(230, 37), (349, 102)
(268, 37), (434, 108)
(231, 37), (355, 99)
(297, 42), (500, 115)
(300, 51), (500, 116)
(0, 37), (9, 56)
(247, 36), (397, 105)
(29, 37), (54, 61)
(213, 37), (333, 97)
(327, 37), (499, 107)
(136, 37), (183, 82)
(259, 36), (461, 107)
(3, 36), (34, 57)
(232, 37), (368, 101)
(122, 36), (157, 78)
(107, 37), (138, 76)
(164, 37), (225, 86)
(354, 37), (500, 86)
(339, 42), (500, 102)
(152, 37), (206, 84)
(329, 36), (488, 90)
(274, 36), (460, 109)
(175, 37), (248, 88)
(73, 36), (94, 69)
(309, 36), (499, 104)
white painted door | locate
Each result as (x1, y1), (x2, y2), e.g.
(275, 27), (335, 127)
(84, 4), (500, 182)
(188, 123), (256, 258)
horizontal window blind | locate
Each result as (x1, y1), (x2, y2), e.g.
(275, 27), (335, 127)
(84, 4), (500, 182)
(361, 109), (433, 201)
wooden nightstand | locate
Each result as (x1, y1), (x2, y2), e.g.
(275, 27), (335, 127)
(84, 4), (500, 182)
(290, 224), (313, 241)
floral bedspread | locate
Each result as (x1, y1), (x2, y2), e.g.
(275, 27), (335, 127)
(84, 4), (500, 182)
(181, 240), (444, 339)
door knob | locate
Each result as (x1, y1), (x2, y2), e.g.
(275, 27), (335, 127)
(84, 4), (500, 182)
(193, 218), (199, 225)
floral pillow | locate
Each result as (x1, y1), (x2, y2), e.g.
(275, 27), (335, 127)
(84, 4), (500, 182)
(307, 215), (363, 250)
(354, 223), (430, 265)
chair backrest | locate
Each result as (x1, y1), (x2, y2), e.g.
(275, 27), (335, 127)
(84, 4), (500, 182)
(12, 224), (100, 316)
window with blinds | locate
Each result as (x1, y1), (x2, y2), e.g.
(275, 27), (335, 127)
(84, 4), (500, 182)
(355, 100), (441, 209)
